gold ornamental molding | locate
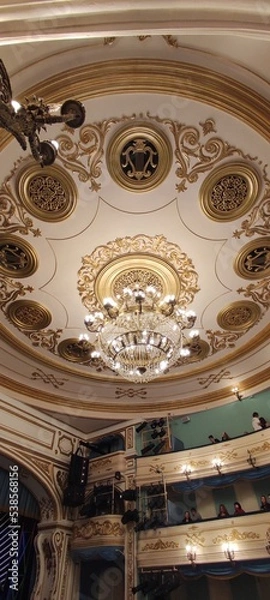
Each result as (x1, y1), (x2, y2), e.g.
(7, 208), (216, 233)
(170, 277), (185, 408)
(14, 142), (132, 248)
(212, 529), (260, 545)
(106, 122), (172, 192)
(141, 539), (179, 552)
(216, 300), (261, 332)
(78, 233), (200, 312)
(1, 60), (269, 145)
(0, 234), (38, 278)
(234, 237), (270, 279)
(200, 162), (260, 222)
(7, 300), (52, 331)
(17, 164), (77, 222)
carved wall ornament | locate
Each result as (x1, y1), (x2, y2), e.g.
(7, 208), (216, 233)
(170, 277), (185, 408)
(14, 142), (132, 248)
(31, 368), (68, 389)
(90, 457), (113, 472)
(0, 278), (33, 313)
(141, 539), (179, 552)
(126, 427), (134, 450)
(206, 329), (243, 354)
(7, 299), (52, 331)
(26, 328), (62, 353)
(115, 387), (147, 399)
(185, 532), (205, 547)
(174, 339), (210, 366)
(57, 337), (106, 370)
(0, 176), (41, 238)
(39, 496), (57, 521)
(57, 435), (75, 457)
(237, 278), (270, 311)
(216, 301), (261, 332)
(73, 519), (124, 540)
(55, 469), (69, 492)
(146, 114), (258, 193)
(234, 237), (270, 279)
(200, 163), (259, 221)
(78, 234), (199, 313)
(197, 368), (232, 388)
(17, 164), (77, 222)
(106, 122), (172, 191)
(0, 234), (38, 278)
(213, 529), (260, 545)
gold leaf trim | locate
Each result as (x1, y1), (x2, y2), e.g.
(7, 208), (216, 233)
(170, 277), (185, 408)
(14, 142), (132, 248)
(141, 539), (179, 552)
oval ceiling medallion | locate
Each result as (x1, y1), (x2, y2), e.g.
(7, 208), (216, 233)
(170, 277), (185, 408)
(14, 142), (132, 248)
(58, 338), (95, 363)
(7, 300), (52, 331)
(17, 164), (77, 222)
(200, 162), (259, 221)
(234, 237), (270, 279)
(78, 234), (199, 313)
(0, 235), (38, 278)
(217, 300), (261, 331)
(106, 123), (172, 191)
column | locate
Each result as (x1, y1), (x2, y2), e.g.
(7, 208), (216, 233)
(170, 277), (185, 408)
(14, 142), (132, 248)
(30, 520), (76, 600)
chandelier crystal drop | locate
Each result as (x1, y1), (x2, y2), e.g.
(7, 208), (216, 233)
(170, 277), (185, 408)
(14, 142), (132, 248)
(83, 286), (199, 383)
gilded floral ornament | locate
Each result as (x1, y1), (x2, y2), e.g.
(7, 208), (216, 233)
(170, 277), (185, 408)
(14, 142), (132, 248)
(78, 233), (200, 312)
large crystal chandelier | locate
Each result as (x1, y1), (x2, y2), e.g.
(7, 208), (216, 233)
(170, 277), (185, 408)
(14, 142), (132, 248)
(82, 286), (199, 383)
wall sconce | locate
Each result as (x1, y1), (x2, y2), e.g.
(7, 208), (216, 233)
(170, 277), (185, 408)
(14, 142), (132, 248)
(222, 542), (235, 562)
(212, 459), (223, 475)
(186, 544), (197, 566)
(247, 450), (257, 469)
(232, 387), (243, 401)
(182, 464), (192, 479)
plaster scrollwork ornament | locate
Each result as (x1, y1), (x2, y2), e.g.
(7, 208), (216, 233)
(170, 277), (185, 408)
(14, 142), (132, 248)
(141, 539), (179, 551)
(147, 114), (257, 193)
(78, 233), (199, 313)
(205, 330), (243, 354)
(233, 167), (270, 239)
(73, 519), (124, 540)
(185, 532), (205, 547)
(213, 529), (260, 545)
(0, 278), (33, 313)
(39, 496), (56, 521)
(0, 178), (41, 237)
(55, 469), (69, 493)
(237, 279), (270, 311)
(56, 118), (123, 191)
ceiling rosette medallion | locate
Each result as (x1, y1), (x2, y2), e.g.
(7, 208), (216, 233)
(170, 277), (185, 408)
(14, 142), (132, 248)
(217, 301), (261, 332)
(0, 235), (38, 278)
(7, 300), (52, 331)
(17, 164), (77, 222)
(77, 234), (200, 313)
(234, 237), (270, 279)
(106, 123), (172, 191)
(200, 162), (260, 221)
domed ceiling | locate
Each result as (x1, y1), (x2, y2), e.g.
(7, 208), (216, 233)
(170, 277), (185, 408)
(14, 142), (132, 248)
(0, 1), (269, 433)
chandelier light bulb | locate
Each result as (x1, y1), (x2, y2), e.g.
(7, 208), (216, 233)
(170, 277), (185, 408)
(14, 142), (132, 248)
(189, 329), (199, 338)
(11, 99), (22, 113)
(180, 347), (191, 357)
(79, 333), (89, 342)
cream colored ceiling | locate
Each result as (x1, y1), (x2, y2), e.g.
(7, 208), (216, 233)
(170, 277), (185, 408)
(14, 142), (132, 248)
(0, 1), (269, 434)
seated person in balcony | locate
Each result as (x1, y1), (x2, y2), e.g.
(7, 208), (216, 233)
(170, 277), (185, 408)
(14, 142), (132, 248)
(252, 412), (263, 431)
(260, 495), (270, 511)
(190, 507), (202, 522)
(234, 502), (245, 516)
(217, 503), (230, 518)
(259, 416), (269, 428)
(208, 434), (220, 444)
(221, 432), (230, 441)
(182, 510), (192, 523)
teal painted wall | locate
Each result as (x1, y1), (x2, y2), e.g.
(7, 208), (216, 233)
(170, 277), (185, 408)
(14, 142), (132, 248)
(169, 388), (270, 450)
